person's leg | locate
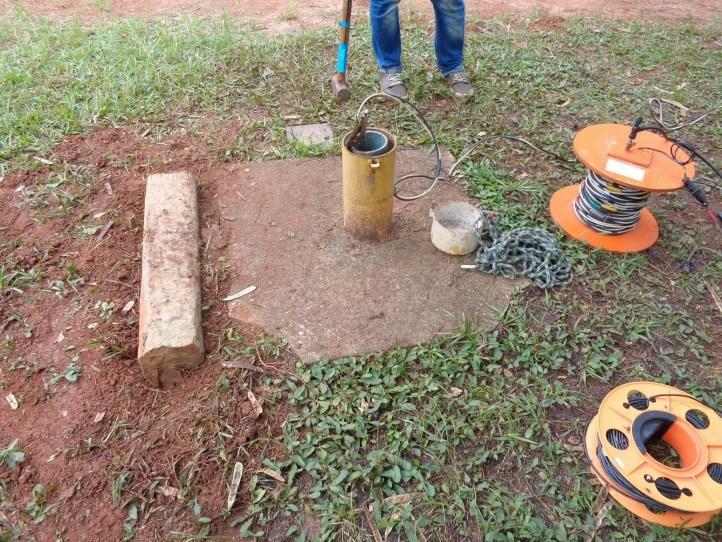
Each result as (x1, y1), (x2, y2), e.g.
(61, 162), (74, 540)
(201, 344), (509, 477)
(370, 0), (402, 73)
(370, 0), (408, 98)
(430, 0), (465, 75)
(431, 0), (473, 97)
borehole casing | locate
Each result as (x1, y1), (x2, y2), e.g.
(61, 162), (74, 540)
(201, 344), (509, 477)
(342, 128), (397, 240)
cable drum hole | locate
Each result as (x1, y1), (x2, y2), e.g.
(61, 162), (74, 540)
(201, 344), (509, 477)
(654, 477), (682, 500)
(647, 437), (682, 469)
(606, 429), (629, 450)
(625, 390), (649, 410)
(686, 409), (710, 429)
(708, 463), (722, 484)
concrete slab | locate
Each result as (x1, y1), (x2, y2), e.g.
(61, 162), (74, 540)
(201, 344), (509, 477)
(218, 148), (523, 363)
(285, 123), (334, 146)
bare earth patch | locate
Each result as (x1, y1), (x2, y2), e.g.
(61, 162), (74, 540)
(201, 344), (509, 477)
(1, 0), (719, 28)
(0, 125), (294, 541)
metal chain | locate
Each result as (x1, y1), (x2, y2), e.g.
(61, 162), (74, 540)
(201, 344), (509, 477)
(473, 211), (571, 288)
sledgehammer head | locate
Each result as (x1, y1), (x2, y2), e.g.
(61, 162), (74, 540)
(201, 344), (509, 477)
(331, 73), (351, 102)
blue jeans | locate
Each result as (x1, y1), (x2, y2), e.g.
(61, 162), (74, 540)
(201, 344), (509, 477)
(370, 0), (465, 76)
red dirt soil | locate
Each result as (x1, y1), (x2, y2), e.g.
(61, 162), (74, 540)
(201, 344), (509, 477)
(0, 124), (294, 541)
(1, 0), (719, 27)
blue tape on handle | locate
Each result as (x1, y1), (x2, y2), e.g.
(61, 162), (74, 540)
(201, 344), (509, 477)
(337, 43), (348, 74)
(339, 21), (350, 28)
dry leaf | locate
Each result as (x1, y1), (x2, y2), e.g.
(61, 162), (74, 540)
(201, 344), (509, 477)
(450, 387), (463, 397)
(227, 462), (244, 510)
(385, 510), (402, 538)
(222, 360), (266, 373)
(223, 285), (256, 302)
(94, 412), (106, 423)
(5, 393), (18, 410)
(97, 220), (114, 242)
(158, 485), (179, 499)
(247, 391), (263, 417)
(122, 300), (135, 314)
(704, 280), (722, 317)
(257, 468), (285, 483)
(384, 492), (424, 506)
(363, 506), (383, 542)
(586, 489), (612, 542)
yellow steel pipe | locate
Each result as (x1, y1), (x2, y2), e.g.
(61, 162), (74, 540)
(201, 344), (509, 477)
(342, 128), (397, 240)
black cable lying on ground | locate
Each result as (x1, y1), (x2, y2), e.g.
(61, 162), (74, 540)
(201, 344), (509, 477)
(354, 96), (720, 230)
(629, 116), (722, 227)
(354, 94), (574, 201)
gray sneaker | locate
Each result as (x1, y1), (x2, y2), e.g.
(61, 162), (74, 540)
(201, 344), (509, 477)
(378, 71), (408, 100)
(446, 71), (474, 98)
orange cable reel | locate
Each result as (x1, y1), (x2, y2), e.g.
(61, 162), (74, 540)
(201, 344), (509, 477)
(585, 381), (722, 528)
(550, 124), (695, 253)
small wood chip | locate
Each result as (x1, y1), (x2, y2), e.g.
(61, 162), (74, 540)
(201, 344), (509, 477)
(94, 412), (106, 423)
(247, 391), (263, 418)
(227, 462), (244, 510)
(122, 300), (136, 314)
(5, 393), (18, 410)
(257, 468), (284, 483)
(223, 285), (256, 302)
(34, 156), (54, 165)
(55, 331), (65, 343)
(222, 360), (266, 373)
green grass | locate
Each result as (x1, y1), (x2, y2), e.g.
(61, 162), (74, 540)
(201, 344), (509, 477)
(1, 11), (721, 542)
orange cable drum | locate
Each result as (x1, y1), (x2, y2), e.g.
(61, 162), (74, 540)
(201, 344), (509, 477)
(550, 124), (695, 253)
(585, 382), (722, 528)
(585, 415), (716, 528)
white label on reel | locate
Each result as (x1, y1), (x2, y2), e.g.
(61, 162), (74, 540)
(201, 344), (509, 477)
(605, 158), (646, 182)
(615, 456), (626, 469)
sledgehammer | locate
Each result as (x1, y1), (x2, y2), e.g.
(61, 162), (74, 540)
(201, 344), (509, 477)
(331, 0), (352, 102)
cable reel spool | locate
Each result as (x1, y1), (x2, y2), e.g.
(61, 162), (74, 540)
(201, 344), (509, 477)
(585, 382), (722, 528)
(550, 124), (695, 252)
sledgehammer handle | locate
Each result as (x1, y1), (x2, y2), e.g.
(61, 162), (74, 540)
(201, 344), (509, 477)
(336, 0), (352, 75)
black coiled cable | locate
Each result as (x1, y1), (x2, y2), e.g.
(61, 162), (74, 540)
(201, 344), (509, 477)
(709, 464), (722, 484)
(574, 170), (652, 235)
(587, 392), (722, 514)
(594, 444), (681, 513)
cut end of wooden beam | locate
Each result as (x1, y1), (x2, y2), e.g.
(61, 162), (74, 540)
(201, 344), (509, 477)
(139, 171), (205, 384)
